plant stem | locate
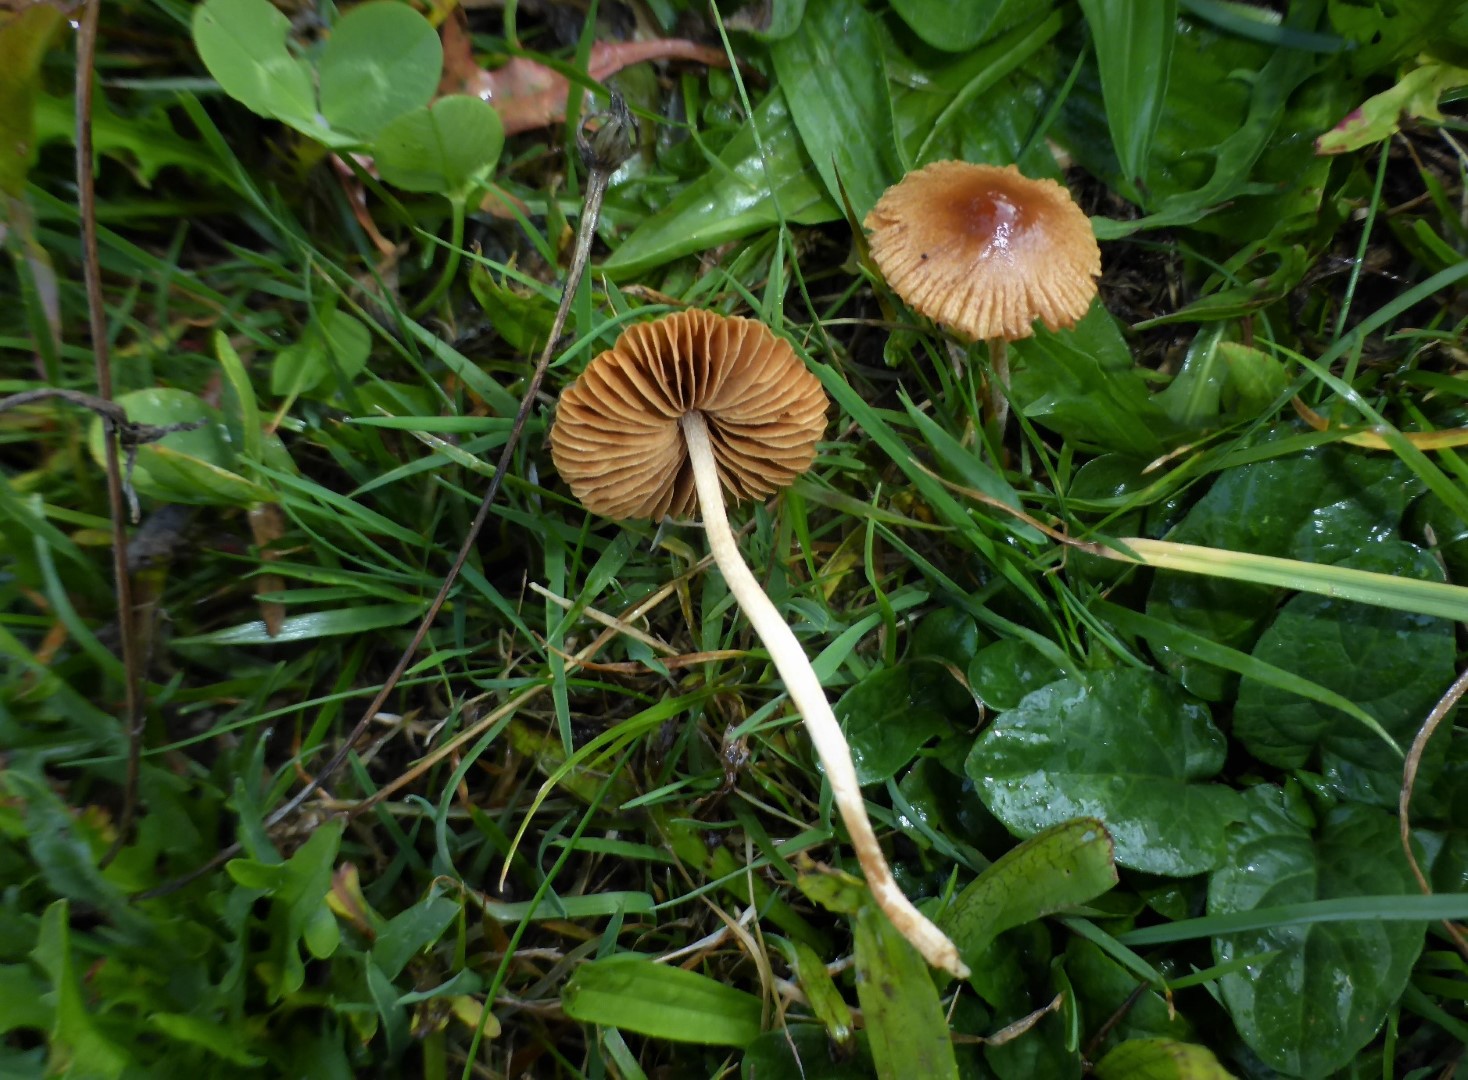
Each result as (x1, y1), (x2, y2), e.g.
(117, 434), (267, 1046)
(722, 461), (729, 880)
(680, 411), (968, 979)
(411, 194), (466, 318)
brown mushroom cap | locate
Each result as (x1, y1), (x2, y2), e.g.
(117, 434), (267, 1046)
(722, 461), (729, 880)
(549, 309), (828, 520)
(864, 161), (1101, 342)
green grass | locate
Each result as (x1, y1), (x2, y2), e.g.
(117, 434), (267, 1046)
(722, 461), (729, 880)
(3, 1), (1468, 1078)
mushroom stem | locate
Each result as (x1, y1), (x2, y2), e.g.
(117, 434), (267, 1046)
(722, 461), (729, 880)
(986, 337), (1010, 435)
(680, 411), (969, 979)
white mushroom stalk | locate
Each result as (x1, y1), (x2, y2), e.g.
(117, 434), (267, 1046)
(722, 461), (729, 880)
(681, 410), (969, 979)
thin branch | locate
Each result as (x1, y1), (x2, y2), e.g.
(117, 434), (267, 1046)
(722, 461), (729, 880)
(74, 0), (147, 867)
(141, 95), (638, 896)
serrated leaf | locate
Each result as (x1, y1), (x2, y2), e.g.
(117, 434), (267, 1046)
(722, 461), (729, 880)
(31, 902), (133, 1078)
(1209, 788), (1426, 1076)
(967, 668), (1243, 876)
(561, 955), (762, 1046)
(317, 1), (441, 139)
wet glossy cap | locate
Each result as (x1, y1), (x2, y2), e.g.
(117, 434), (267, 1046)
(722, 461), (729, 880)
(549, 309), (828, 520)
(864, 161), (1101, 341)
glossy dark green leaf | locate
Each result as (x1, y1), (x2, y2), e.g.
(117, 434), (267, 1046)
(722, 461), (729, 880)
(888, 0), (1040, 53)
(967, 668), (1243, 876)
(192, 0), (318, 132)
(837, 665), (950, 785)
(770, 0), (901, 220)
(1208, 787), (1427, 1076)
(910, 607), (985, 713)
(968, 639), (1061, 712)
(562, 954), (762, 1046)
(316, 0), (441, 139)
(1093, 1038), (1233, 1080)
(1009, 308), (1180, 457)
(1235, 541), (1454, 805)
(601, 89), (836, 277)
(373, 95), (504, 196)
(850, 891), (959, 1080)
(941, 819), (1117, 966)
(1077, 0), (1176, 200)
(1146, 444), (1417, 699)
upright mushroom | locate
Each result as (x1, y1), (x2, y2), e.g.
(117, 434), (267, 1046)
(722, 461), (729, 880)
(864, 161), (1101, 427)
(550, 309), (968, 978)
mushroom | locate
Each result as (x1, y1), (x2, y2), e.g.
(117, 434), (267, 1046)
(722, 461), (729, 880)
(550, 308), (968, 978)
(864, 161), (1101, 427)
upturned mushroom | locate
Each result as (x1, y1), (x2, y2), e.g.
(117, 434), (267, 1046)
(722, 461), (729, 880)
(550, 308), (968, 978)
(864, 161), (1101, 426)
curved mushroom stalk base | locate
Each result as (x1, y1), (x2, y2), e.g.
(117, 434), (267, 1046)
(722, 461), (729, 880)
(681, 411), (970, 980)
(987, 337), (1010, 437)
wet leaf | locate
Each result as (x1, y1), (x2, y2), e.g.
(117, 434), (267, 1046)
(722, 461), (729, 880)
(968, 639), (1061, 712)
(1235, 541), (1455, 806)
(770, 0), (902, 220)
(1066, 939), (1195, 1060)
(316, 0), (441, 140)
(373, 95), (504, 197)
(967, 668), (1243, 876)
(1208, 788), (1427, 1076)
(1146, 445), (1418, 699)
(1078, 0), (1176, 200)
(602, 88), (836, 277)
(941, 818), (1117, 965)
(836, 664), (950, 785)
(562, 955), (762, 1046)
(741, 1024), (873, 1079)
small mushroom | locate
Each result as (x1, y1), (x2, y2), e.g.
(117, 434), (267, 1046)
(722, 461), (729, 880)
(551, 308), (969, 978)
(864, 161), (1101, 426)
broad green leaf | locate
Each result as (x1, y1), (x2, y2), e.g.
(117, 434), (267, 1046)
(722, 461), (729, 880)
(1146, 445), (1418, 699)
(968, 639), (1061, 712)
(1094, 1038), (1235, 1080)
(1235, 542), (1455, 805)
(602, 89), (836, 277)
(1009, 307), (1179, 457)
(86, 388), (272, 505)
(468, 265), (557, 355)
(1077, 0), (1176, 201)
(1209, 788), (1427, 1076)
(888, 0), (1040, 53)
(770, 0), (901, 220)
(561, 954), (762, 1046)
(967, 668), (1243, 876)
(317, 0), (441, 139)
(836, 665), (949, 785)
(0, 5), (63, 197)
(850, 888), (959, 1080)
(941, 819), (1117, 965)
(192, 0), (317, 131)
(31, 902), (132, 1078)
(0, 964), (51, 1034)
(373, 95), (504, 196)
